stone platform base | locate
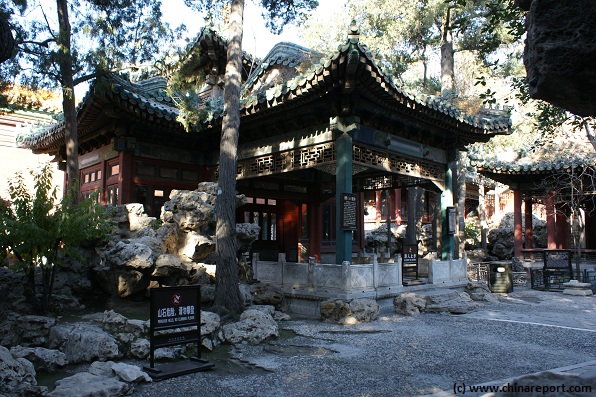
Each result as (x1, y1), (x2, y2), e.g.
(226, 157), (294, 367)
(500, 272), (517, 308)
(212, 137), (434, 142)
(284, 280), (469, 318)
(562, 280), (593, 296)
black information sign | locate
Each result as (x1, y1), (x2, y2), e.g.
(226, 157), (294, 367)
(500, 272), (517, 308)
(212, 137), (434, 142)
(402, 244), (418, 265)
(402, 243), (420, 281)
(144, 285), (213, 381)
(340, 193), (357, 231)
(150, 285), (199, 331)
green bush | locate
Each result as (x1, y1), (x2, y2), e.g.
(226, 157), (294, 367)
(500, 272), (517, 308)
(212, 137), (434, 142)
(0, 164), (112, 313)
(464, 216), (481, 249)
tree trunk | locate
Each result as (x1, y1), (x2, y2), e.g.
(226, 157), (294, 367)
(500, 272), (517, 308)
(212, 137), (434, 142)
(0, 13), (15, 63)
(440, 6), (456, 98)
(457, 151), (467, 258)
(406, 187), (418, 244)
(572, 207), (583, 280)
(213, 0), (245, 319)
(56, 0), (79, 202)
(478, 183), (487, 251)
(585, 123), (596, 153)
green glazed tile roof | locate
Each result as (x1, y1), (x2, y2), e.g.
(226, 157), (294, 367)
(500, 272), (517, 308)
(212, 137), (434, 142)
(471, 130), (596, 176)
(20, 23), (511, 152)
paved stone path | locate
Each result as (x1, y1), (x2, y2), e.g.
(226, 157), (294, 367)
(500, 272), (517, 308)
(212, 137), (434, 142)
(462, 308), (596, 333)
(134, 286), (595, 397)
(421, 287), (596, 396)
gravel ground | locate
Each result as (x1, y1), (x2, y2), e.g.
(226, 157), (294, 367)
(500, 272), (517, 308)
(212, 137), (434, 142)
(132, 287), (595, 397)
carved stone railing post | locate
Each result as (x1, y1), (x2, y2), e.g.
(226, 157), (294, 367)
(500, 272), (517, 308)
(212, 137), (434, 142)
(342, 261), (351, 292)
(307, 256), (316, 288)
(373, 254), (379, 289)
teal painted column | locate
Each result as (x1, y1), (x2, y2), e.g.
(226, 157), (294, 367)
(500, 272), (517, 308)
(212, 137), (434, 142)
(441, 155), (457, 260)
(336, 131), (353, 264)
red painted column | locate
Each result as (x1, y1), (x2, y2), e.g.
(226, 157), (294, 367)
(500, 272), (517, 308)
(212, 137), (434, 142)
(524, 198), (534, 249)
(555, 204), (569, 249)
(375, 190), (382, 227)
(309, 202), (321, 262)
(546, 191), (556, 249)
(119, 151), (134, 204)
(513, 189), (523, 258)
(358, 192), (366, 251)
(395, 188), (402, 225)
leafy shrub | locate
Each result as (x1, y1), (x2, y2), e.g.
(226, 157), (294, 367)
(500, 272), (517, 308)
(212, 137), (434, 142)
(0, 164), (112, 313)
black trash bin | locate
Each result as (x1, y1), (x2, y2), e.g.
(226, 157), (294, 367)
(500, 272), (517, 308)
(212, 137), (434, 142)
(489, 262), (513, 293)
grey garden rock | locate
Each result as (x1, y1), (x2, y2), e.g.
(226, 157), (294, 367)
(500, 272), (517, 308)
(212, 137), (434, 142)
(250, 283), (285, 308)
(111, 362), (152, 383)
(394, 289), (481, 315)
(98, 309), (148, 337)
(106, 241), (155, 270)
(222, 308), (279, 344)
(129, 338), (151, 359)
(48, 323), (122, 364)
(0, 268), (29, 314)
(0, 314), (56, 347)
(422, 289), (480, 314)
(47, 372), (130, 397)
(201, 310), (221, 350)
(320, 299), (352, 323)
(239, 283), (253, 306)
(17, 315), (57, 347)
(9, 346), (67, 373)
(247, 304), (290, 321)
(394, 293), (427, 316)
(348, 299), (379, 323)
(465, 281), (498, 302)
(154, 346), (184, 360)
(0, 346), (38, 395)
(273, 311), (291, 321)
(88, 360), (116, 377)
(320, 298), (379, 324)
(201, 310), (220, 335)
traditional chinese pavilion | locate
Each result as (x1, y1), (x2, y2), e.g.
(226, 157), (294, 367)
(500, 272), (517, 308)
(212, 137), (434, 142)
(474, 130), (596, 257)
(20, 24), (511, 265)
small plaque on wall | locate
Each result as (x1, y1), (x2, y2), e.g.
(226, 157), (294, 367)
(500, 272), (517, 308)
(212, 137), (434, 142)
(447, 206), (456, 235)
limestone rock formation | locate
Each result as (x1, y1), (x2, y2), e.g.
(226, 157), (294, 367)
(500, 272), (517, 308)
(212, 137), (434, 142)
(394, 293), (427, 316)
(47, 372), (130, 397)
(0, 314), (56, 347)
(91, 183), (259, 300)
(521, 0), (596, 116)
(9, 346), (67, 373)
(0, 346), (41, 396)
(487, 213), (546, 259)
(48, 323), (122, 364)
(394, 289), (480, 315)
(222, 308), (279, 344)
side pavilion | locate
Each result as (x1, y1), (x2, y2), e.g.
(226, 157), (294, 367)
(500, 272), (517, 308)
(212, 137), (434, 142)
(474, 130), (596, 259)
(19, 23), (511, 268)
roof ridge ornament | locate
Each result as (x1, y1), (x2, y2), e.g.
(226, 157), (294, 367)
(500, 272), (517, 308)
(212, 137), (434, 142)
(347, 20), (359, 44)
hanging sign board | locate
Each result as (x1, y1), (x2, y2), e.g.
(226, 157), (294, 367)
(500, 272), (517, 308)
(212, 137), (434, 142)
(340, 193), (358, 231)
(144, 285), (213, 381)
